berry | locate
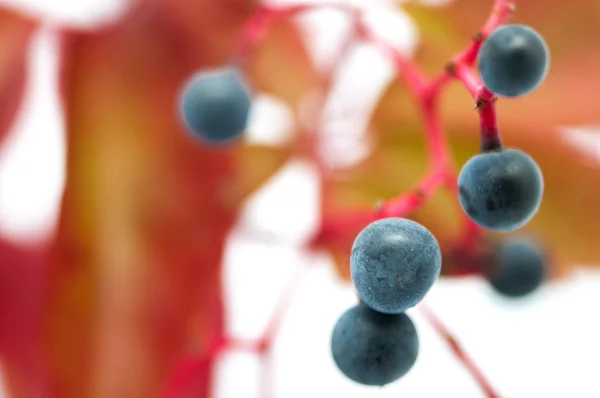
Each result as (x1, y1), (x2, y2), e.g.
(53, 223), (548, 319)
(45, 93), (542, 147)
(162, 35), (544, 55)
(179, 66), (251, 144)
(458, 148), (543, 232)
(488, 238), (547, 297)
(350, 218), (442, 314)
(478, 24), (549, 97)
(331, 304), (419, 386)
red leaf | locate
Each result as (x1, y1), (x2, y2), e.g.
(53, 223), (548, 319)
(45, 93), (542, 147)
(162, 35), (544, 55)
(0, 7), (36, 147)
(0, 239), (49, 397)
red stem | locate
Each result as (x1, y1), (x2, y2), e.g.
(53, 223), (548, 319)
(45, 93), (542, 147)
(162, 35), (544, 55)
(419, 304), (500, 398)
(453, 66), (502, 152)
(376, 170), (446, 219)
(423, 101), (452, 170)
(477, 90), (502, 152)
(454, 64), (483, 98)
(454, 0), (516, 67)
(430, 0), (515, 91)
(360, 21), (428, 100)
(257, 262), (308, 353)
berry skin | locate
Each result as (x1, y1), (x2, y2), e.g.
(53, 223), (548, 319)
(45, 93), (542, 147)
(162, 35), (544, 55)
(331, 304), (419, 386)
(350, 218), (442, 314)
(458, 148), (543, 232)
(478, 24), (549, 97)
(488, 238), (547, 297)
(179, 66), (251, 145)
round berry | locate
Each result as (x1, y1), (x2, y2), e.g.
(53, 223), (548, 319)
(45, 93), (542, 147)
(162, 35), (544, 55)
(458, 148), (543, 232)
(350, 218), (442, 314)
(331, 304), (419, 386)
(179, 66), (251, 145)
(488, 238), (547, 297)
(478, 24), (549, 97)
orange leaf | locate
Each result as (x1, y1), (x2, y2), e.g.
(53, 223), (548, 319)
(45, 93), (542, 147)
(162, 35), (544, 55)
(0, 1), (319, 397)
(0, 7), (36, 146)
(44, 21), (236, 398)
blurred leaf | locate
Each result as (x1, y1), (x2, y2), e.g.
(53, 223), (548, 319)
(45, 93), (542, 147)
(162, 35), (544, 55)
(0, 1), (318, 397)
(234, 142), (295, 203)
(48, 21), (236, 398)
(0, 239), (48, 398)
(0, 7), (36, 147)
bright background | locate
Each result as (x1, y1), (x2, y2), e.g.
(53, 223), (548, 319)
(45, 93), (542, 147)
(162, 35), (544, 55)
(0, 0), (599, 397)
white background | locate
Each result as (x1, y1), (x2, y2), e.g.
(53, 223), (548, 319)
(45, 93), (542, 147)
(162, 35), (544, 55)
(0, 1), (598, 397)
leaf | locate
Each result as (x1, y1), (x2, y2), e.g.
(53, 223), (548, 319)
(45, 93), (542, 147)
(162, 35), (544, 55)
(0, 1), (318, 398)
(0, 239), (47, 398)
(46, 22), (235, 398)
(0, 7), (36, 147)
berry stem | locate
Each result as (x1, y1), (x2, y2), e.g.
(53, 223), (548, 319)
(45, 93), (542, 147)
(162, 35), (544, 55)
(257, 261), (308, 353)
(454, 64), (483, 98)
(376, 169), (447, 219)
(419, 304), (500, 398)
(453, 66), (502, 152)
(457, 0), (516, 66)
(429, 0), (516, 92)
(477, 90), (502, 152)
(234, 6), (274, 66)
(423, 100), (453, 170)
(362, 22), (429, 100)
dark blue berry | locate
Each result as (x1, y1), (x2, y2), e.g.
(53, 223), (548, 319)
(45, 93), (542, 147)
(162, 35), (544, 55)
(179, 66), (251, 145)
(350, 218), (442, 314)
(478, 24), (549, 97)
(458, 148), (543, 232)
(488, 238), (547, 297)
(331, 304), (419, 386)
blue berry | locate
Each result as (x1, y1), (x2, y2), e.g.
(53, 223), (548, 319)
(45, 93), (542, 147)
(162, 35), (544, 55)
(488, 238), (547, 297)
(458, 148), (543, 232)
(350, 218), (442, 314)
(478, 24), (549, 97)
(179, 66), (251, 145)
(331, 304), (419, 386)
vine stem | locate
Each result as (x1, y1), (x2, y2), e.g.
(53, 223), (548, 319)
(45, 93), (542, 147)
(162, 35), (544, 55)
(376, 170), (447, 219)
(454, 65), (502, 151)
(419, 304), (500, 398)
(430, 0), (516, 90)
(359, 21), (428, 101)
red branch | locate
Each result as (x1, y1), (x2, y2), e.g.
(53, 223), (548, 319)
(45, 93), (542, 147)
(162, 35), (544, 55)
(360, 22), (428, 101)
(419, 304), (500, 398)
(376, 170), (447, 219)
(454, 66), (502, 151)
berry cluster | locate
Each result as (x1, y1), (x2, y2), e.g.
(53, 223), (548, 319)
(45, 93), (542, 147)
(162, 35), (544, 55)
(331, 218), (440, 386)
(328, 21), (551, 387)
(173, 1), (552, 396)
